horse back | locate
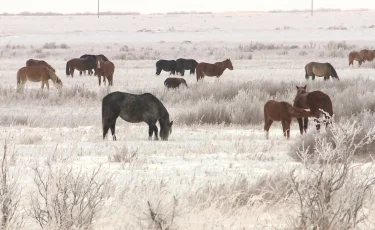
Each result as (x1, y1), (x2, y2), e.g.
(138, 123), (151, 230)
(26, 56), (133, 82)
(307, 91), (333, 116)
(264, 100), (291, 121)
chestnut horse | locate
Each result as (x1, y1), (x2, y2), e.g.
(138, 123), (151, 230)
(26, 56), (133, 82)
(294, 85), (333, 135)
(17, 66), (63, 90)
(97, 56), (115, 86)
(26, 59), (55, 72)
(349, 50), (375, 66)
(195, 59), (233, 82)
(66, 58), (96, 77)
(264, 100), (312, 139)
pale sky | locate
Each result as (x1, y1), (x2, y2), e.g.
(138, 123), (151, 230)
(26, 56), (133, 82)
(3, 0), (375, 14)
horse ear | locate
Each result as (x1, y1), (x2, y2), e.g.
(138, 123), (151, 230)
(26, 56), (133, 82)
(303, 85), (307, 89)
(296, 86), (299, 90)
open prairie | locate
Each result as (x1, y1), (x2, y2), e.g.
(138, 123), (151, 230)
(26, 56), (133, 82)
(1, 11), (375, 229)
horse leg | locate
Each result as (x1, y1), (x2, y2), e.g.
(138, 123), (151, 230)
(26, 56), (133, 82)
(297, 118), (303, 135)
(41, 81), (45, 89)
(71, 68), (75, 78)
(46, 81), (50, 90)
(110, 121), (116, 141)
(303, 117), (309, 133)
(264, 119), (273, 139)
(153, 124), (159, 140)
(79, 71), (82, 76)
(312, 75), (315, 80)
(98, 75), (101, 86)
(305, 73), (309, 80)
(286, 120), (291, 139)
(315, 115), (321, 132)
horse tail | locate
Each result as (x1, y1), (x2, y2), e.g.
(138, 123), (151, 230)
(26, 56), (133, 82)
(183, 79), (188, 88)
(304, 64), (309, 79)
(66, 61), (70, 76)
(327, 63), (339, 80)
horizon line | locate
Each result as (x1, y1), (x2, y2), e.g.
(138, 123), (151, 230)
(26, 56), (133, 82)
(1, 8), (374, 16)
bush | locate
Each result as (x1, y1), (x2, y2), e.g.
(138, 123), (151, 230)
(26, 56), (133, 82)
(28, 165), (112, 229)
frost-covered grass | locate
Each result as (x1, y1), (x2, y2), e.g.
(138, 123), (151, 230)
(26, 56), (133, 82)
(1, 12), (375, 229)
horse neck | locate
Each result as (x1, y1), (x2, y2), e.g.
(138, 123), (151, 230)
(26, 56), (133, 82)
(48, 70), (58, 82)
(217, 61), (227, 72)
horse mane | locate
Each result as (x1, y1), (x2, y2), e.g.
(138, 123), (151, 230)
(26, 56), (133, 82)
(326, 63), (338, 78)
(47, 68), (59, 83)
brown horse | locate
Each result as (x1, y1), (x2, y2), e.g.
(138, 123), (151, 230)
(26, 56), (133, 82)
(66, 58), (96, 77)
(17, 66), (63, 90)
(349, 50), (375, 66)
(305, 62), (339, 80)
(195, 59), (233, 82)
(264, 100), (312, 139)
(97, 56), (115, 86)
(26, 59), (55, 72)
(294, 85), (333, 135)
(164, 77), (188, 89)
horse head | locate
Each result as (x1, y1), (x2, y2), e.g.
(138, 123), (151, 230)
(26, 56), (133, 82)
(160, 120), (173, 141)
(296, 85), (307, 96)
(226, 59), (234, 70)
(54, 77), (63, 89)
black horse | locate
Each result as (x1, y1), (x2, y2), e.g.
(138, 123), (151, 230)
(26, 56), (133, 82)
(79, 54), (109, 75)
(176, 58), (198, 76)
(102, 91), (173, 141)
(155, 60), (177, 75)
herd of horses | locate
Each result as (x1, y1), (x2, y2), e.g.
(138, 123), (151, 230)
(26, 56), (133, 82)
(348, 49), (375, 67)
(15, 49), (368, 141)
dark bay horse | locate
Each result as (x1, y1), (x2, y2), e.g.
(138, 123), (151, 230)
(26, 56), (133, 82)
(102, 92), (173, 141)
(305, 62), (339, 80)
(176, 58), (198, 76)
(155, 60), (177, 75)
(195, 59), (233, 82)
(26, 59), (55, 72)
(66, 58), (96, 77)
(17, 66), (62, 90)
(97, 56), (115, 86)
(264, 100), (312, 139)
(164, 77), (188, 89)
(294, 85), (333, 135)
(79, 54), (110, 75)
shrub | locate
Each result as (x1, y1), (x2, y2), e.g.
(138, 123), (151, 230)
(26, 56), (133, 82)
(42, 42), (57, 49)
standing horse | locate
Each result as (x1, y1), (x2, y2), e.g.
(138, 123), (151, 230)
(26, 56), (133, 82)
(66, 58), (96, 77)
(294, 85), (333, 135)
(195, 59), (233, 82)
(102, 91), (173, 141)
(164, 77), (188, 89)
(176, 58), (198, 76)
(304, 62), (339, 80)
(17, 66), (63, 90)
(264, 100), (312, 139)
(97, 56), (115, 86)
(79, 54), (98, 75)
(26, 59), (55, 72)
(155, 60), (177, 75)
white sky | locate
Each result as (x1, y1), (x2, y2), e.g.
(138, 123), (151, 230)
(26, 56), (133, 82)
(2, 0), (375, 14)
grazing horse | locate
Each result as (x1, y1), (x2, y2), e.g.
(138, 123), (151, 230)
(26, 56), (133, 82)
(294, 85), (333, 135)
(26, 59), (55, 72)
(264, 100), (312, 139)
(155, 60), (177, 75)
(78, 54), (109, 76)
(164, 77), (188, 89)
(66, 58), (96, 77)
(102, 91), (173, 141)
(349, 51), (364, 66)
(97, 56), (115, 86)
(304, 62), (339, 80)
(176, 58), (198, 76)
(195, 59), (233, 82)
(361, 49), (375, 62)
(17, 66), (63, 90)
